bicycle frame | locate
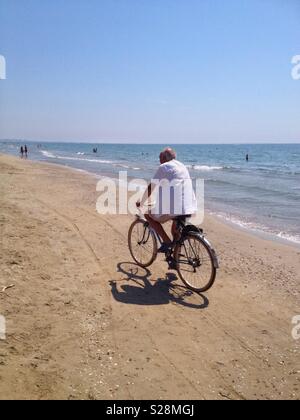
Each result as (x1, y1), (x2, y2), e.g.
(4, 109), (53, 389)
(135, 212), (195, 252)
(135, 213), (164, 247)
(135, 212), (219, 269)
(129, 210), (219, 292)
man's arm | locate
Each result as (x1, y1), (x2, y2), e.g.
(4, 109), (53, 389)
(137, 182), (155, 208)
(137, 164), (164, 208)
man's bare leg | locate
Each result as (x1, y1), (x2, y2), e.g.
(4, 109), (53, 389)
(145, 214), (171, 244)
(171, 220), (180, 241)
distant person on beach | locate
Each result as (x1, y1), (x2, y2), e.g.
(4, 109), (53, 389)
(20, 146), (24, 158)
(24, 145), (28, 159)
(136, 147), (197, 253)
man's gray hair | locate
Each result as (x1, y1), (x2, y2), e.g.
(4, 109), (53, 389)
(161, 147), (176, 162)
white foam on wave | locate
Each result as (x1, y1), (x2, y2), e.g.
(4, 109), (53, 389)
(188, 165), (223, 171)
(117, 164), (130, 169)
(40, 150), (141, 170)
(211, 211), (300, 245)
(116, 164), (141, 170)
(67, 157), (114, 164)
(213, 212), (262, 231)
(41, 151), (115, 165)
(277, 232), (300, 244)
(41, 150), (56, 158)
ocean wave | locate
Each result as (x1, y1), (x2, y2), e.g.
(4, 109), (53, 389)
(40, 150), (141, 170)
(277, 232), (300, 244)
(40, 151), (115, 164)
(207, 178), (300, 199)
(63, 156), (115, 164)
(187, 165), (224, 171)
(213, 212), (262, 231)
(211, 211), (300, 245)
(190, 164), (300, 176)
(116, 164), (141, 170)
(255, 166), (300, 176)
(41, 150), (56, 158)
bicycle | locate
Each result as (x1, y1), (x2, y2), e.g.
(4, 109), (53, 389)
(128, 210), (219, 293)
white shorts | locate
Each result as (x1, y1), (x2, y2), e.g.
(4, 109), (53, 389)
(147, 213), (175, 224)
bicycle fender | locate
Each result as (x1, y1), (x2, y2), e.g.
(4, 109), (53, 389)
(209, 247), (219, 269)
(182, 224), (203, 236)
(184, 232), (220, 269)
(202, 237), (219, 269)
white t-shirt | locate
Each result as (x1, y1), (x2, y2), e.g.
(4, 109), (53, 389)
(152, 159), (197, 216)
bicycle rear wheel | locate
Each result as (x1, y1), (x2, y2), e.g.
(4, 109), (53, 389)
(174, 234), (216, 292)
(128, 219), (158, 268)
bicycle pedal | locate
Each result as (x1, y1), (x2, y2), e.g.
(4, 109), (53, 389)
(166, 256), (177, 270)
(168, 260), (177, 270)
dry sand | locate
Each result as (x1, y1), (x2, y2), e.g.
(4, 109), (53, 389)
(0, 153), (299, 400)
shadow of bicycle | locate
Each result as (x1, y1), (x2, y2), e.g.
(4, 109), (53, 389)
(109, 262), (209, 309)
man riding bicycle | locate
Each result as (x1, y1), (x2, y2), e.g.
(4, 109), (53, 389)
(136, 147), (197, 253)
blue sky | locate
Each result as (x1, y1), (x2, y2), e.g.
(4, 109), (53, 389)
(0, 0), (300, 143)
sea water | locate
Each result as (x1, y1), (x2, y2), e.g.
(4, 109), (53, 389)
(1, 141), (299, 245)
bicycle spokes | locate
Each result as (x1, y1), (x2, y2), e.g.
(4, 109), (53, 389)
(174, 235), (216, 292)
(128, 219), (158, 268)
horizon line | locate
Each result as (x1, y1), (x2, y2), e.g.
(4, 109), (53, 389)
(1, 139), (300, 145)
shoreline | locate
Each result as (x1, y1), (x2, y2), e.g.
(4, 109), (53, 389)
(208, 210), (300, 250)
(1, 151), (299, 251)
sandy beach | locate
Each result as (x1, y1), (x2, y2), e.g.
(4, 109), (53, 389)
(0, 153), (299, 400)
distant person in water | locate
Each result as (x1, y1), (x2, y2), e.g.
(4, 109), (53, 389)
(246, 154), (249, 162)
(20, 146), (24, 158)
(24, 145), (28, 158)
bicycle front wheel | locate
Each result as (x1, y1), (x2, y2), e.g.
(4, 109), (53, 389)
(128, 219), (158, 268)
(174, 234), (216, 292)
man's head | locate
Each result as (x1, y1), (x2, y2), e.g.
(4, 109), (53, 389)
(159, 147), (176, 164)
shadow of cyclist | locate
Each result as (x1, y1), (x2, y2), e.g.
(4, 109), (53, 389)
(109, 262), (209, 309)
